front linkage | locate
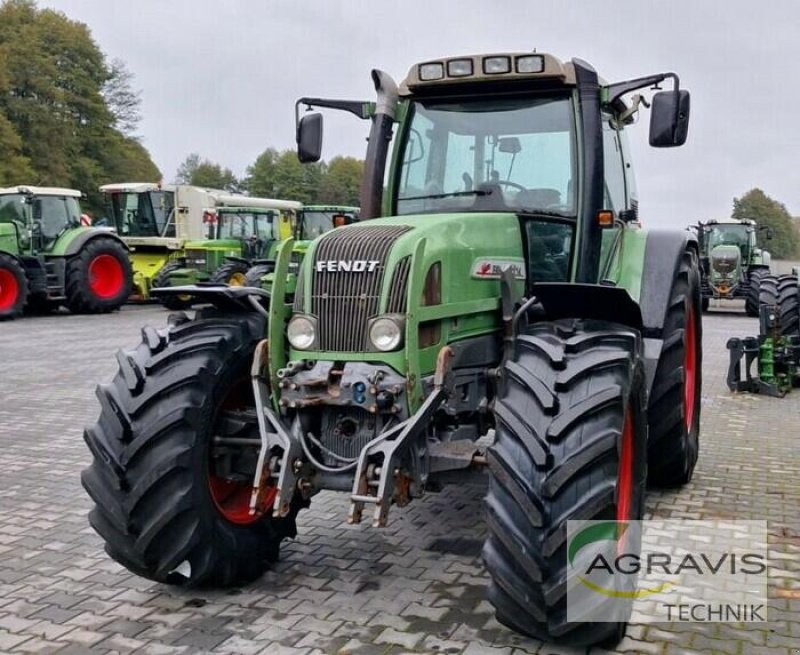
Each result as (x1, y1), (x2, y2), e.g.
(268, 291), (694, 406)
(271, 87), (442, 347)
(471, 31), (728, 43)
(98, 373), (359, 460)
(727, 305), (800, 396)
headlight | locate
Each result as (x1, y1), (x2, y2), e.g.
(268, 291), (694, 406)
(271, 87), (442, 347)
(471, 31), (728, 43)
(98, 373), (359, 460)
(369, 316), (404, 352)
(287, 315), (316, 350)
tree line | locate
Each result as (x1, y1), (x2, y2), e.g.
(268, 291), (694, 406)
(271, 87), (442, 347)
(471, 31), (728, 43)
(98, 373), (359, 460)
(732, 188), (799, 259)
(175, 149), (364, 207)
(0, 0), (160, 214)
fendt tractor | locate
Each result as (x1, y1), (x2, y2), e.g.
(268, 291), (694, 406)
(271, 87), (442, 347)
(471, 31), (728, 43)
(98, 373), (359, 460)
(695, 218), (772, 314)
(243, 204), (360, 289)
(0, 185), (132, 320)
(99, 182), (298, 300)
(151, 202), (301, 310)
(83, 53), (700, 646)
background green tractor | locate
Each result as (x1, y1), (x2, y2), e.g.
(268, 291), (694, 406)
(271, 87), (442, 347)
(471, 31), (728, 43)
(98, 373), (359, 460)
(0, 185), (132, 320)
(244, 204), (360, 291)
(83, 52), (698, 647)
(696, 218), (772, 314)
(99, 182), (298, 300)
(152, 205), (295, 310)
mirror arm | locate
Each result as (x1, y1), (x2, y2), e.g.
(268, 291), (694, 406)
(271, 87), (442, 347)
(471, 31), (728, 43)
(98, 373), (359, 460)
(604, 72), (680, 108)
(294, 98), (372, 128)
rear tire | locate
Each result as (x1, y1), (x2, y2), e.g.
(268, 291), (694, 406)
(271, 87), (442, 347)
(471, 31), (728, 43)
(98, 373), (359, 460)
(81, 311), (300, 587)
(484, 319), (647, 646)
(0, 253), (27, 320)
(759, 274), (799, 336)
(211, 261), (250, 287)
(745, 268), (768, 317)
(244, 263), (274, 289)
(153, 261), (193, 310)
(65, 237), (132, 313)
(646, 250), (702, 487)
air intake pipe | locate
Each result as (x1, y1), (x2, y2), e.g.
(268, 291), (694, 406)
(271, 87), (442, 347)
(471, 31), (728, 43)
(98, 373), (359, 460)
(360, 70), (399, 219)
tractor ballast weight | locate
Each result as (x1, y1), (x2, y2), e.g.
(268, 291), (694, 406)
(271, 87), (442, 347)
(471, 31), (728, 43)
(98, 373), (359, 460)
(84, 53), (700, 647)
(0, 186), (132, 319)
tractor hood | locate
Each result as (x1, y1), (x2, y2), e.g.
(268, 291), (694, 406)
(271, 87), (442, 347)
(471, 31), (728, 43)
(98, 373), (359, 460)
(293, 212), (526, 355)
(709, 244), (741, 279)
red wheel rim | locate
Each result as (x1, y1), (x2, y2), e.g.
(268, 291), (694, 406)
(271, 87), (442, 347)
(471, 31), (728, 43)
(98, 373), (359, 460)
(88, 254), (125, 299)
(0, 269), (20, 311)
(684, 304), (698, 431)
(208, 382), (272, 525)
(617, 408), (635, 524)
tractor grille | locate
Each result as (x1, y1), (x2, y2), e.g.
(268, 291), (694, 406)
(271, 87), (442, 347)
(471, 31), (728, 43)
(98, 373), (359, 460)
(386, 256), (411, 314)
(293, 265), (305, 312)
(310, 225), (412, 351)
(183, 248), (208, 271)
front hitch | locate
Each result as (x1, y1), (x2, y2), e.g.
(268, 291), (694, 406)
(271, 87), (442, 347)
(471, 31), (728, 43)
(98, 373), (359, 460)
(348, 345), (455, 527)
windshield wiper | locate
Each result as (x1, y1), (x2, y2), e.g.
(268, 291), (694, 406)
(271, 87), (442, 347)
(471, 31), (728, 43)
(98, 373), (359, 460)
(516, 208), (575, 219)
(399, 189), (490, 201)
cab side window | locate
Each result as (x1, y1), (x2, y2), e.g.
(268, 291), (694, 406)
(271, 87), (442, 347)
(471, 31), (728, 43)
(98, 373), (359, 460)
(602, 115), (627, 215)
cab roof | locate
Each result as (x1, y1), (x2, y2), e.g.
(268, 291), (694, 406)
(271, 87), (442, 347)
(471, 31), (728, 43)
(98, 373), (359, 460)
(0, 185), (82, 198)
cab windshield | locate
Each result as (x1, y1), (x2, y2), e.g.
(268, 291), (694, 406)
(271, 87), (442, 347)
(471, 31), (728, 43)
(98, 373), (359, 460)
(216, 211), (279, 241)
(396, 94), (577, 216)
(106, 191), (175, 237)
(707, 225), (749, 250)
(300, 209), (357, 239)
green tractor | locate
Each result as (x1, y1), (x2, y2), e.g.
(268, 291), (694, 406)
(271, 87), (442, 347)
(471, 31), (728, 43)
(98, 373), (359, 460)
(244, 204), (360, 291)
(99, 183), (298, 301)
(152, 205), (296, 310)
(696, 218), (772, 314)
(83, 52), (699, 646)
(0, 185), (132, 320)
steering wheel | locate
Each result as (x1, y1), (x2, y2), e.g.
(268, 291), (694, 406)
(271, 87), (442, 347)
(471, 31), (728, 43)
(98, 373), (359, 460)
(495, 180), (527, 192)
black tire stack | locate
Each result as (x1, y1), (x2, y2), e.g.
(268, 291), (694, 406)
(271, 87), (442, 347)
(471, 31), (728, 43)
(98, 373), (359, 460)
(745, 268), (769, 317)
(759, 274), (800, 336)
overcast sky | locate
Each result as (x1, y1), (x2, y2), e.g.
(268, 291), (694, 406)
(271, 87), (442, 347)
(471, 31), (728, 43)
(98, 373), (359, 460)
(40, 0), (800, 228)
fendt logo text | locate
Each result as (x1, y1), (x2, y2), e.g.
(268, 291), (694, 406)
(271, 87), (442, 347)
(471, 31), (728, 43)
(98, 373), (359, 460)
(315, 260), (380, 273)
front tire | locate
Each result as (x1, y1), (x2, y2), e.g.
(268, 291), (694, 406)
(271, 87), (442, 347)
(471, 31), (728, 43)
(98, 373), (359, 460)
(153, 261), (193, 310)
(0, 253), (27, 320)
(646, 249), (702, 488)
(211, 261), (250, 287)
(759, 274), (799, 336)
(81, 310), (299, 587)
(484, 319), (647, 646)
(244, 263), (275, 289)
(65, 237), (132, 313)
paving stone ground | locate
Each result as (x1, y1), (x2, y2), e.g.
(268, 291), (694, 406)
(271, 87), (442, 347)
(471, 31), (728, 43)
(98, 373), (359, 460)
(0, 303), (798, 655)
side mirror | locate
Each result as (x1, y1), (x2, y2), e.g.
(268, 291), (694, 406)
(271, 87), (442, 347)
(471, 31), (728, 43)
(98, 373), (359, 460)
(649, 89), (690, 147)
(297, 113), (323, 163)
(766, 227), (775, 240)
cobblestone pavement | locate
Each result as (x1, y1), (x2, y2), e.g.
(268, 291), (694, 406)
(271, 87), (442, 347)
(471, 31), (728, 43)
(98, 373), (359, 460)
(0, 304), (798, 655)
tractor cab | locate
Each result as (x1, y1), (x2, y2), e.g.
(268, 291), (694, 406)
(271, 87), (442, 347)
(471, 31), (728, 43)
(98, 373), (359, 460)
(103, 184), (176, 238)
(0, 186), (84, 253)
(296, 205), (360, 241)
(204, 206), (282, 261)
